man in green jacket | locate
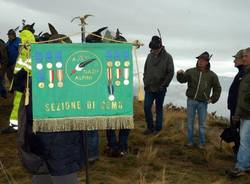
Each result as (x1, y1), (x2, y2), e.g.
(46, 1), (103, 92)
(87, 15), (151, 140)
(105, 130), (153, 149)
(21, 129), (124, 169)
(229, 47), (250, 177)
(143, 35), (174, 135)
(177, 51), (221, 148)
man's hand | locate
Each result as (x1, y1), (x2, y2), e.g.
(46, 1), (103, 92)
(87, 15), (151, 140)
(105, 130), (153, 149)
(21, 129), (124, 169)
(177, 69), (184, 74)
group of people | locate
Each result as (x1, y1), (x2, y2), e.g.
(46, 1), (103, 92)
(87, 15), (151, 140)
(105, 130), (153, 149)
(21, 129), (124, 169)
(0, 22), (250, 183)
(0, 24), (132, 184)
(143, 35), (250, 178)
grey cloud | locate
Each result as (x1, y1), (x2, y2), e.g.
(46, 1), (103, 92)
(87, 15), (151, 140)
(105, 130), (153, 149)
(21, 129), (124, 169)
(1, 0), (250, 72)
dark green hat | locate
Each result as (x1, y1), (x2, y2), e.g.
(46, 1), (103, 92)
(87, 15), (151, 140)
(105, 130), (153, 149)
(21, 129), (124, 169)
(232, 49), (244, 59)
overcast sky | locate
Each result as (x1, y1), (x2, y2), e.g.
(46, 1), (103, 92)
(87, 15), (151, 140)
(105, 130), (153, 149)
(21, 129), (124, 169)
(1, 0), (250, 77)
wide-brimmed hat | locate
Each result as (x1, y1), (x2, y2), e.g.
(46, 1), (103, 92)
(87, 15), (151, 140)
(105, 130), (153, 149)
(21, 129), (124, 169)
(149, 35), (162, 50)
(196, 51), (212, 61)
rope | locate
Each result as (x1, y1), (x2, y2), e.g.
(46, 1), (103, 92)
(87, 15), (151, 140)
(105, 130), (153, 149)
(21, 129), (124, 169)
(18, 29), (144, 102)
(33, 31), (82, 44)
(133, 47), (142, 88)
(19, 30), (144, 47)
(0, 160), (18, 184)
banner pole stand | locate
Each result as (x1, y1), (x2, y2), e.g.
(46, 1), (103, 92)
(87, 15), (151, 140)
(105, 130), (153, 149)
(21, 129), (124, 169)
(82, 22), (89, 184)
(71, 14), (93, 184)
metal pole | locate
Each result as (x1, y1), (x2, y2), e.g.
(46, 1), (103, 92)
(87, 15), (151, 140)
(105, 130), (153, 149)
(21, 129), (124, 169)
(81, 26), (85, 43)
(81, 25), (89, 184)
(71, 15), (93, 184)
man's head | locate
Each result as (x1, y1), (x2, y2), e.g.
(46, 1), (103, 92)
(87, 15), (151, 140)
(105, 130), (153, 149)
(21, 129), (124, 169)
(196, 51), (211, 70)
(232, 49), (244, 67)
(149, 36), (162, 50)
(7, 29), (16, 40)
(243, 47), (250, 66)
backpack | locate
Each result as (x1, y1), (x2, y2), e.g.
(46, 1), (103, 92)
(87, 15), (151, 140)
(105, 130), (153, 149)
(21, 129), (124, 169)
(220, 127), (238, 143)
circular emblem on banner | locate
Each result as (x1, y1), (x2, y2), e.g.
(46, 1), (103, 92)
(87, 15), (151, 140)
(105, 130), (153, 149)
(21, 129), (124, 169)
(48, 83), (54, 88)
(47, 63), (53, 69)
(115, 80), (121, 86)
(65, 51), (102, 87)
(115, 61), (121, 67)
(56, 62), (63, 68)
(124, 61), (130, 67)
(38, 82), (45, 88)
(107, 61), (113, 67)
(36, 63), (43, 70)
(58, 82), (64, 88)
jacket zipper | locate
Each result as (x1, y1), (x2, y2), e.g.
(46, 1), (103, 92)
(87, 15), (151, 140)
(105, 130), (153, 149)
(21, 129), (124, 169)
(194, 72), (202, 100)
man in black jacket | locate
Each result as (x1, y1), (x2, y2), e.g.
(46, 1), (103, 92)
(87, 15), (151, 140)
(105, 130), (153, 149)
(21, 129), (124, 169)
(143, 36), (174, 135)
(227, 49), (245, 155)
(228, 47), (250, 178)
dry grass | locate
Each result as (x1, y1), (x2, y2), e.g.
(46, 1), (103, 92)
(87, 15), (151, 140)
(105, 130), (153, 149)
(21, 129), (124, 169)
(1, 99), (250, 183)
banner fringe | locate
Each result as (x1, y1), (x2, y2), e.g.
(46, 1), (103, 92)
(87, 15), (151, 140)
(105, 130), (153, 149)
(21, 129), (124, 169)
(33, 116), (134, 132)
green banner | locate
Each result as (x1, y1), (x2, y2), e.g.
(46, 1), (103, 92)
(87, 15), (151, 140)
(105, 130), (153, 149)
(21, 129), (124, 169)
(31, 43), (134, 132)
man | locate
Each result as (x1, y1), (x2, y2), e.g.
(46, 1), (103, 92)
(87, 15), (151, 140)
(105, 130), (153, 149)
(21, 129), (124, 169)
(105, 29), (131, 157)
(229, 47), (250, 177)
(143, 35), (174, 135)
(6, 29), (21, 82)
(177, 51), (221, 148)
(227, 49), (245, 155)
(12, 23), (81, 184)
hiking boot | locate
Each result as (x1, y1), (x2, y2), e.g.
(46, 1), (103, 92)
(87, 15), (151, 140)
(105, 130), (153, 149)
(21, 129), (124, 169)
(120, 150), (128, 157)
(106, 147), (121, 158)
(152, 130), (161, 135)
(228, 168), (246, 178)
(198, 144), (206, 150)
(245, 167), (250, 173)
(143, 129), (154, 135)
(185, 143), (194, 148)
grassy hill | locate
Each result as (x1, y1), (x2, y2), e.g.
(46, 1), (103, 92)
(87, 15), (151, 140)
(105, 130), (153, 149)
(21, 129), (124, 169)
(0, 99), (249, 184)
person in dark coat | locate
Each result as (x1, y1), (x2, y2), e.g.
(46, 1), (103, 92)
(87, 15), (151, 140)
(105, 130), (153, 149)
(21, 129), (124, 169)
(227, 49), (245, 155)
(228, 47), (250, 178)
(16, 24), (83, 184)
(143, 35), (174, 135)
(19, 79), (83, 184)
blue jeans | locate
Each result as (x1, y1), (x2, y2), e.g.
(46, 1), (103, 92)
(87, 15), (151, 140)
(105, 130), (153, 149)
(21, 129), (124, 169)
(144, 89), (166, 131)
(106, 129), (130, 151)
(86, 130), (99, 161)
(235, 119), (250, 171)
(187, 99), (208, 145)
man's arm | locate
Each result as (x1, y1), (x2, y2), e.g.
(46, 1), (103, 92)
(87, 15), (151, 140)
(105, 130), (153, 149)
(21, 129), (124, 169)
(161, 55), (174, 88)
(210, 74), (222, 103)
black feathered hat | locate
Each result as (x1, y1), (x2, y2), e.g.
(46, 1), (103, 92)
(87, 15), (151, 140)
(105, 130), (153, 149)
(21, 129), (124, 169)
(149, 35), (162, 50)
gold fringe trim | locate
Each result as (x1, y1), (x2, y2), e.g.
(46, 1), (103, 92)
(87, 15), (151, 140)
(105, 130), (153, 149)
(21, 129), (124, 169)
(33, 115), (134, 133)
